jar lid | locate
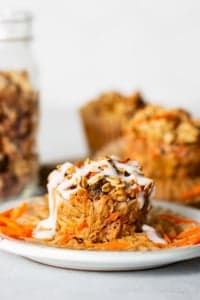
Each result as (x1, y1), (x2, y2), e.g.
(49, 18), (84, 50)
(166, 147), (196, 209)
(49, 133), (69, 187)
(0, 9), (33, 41)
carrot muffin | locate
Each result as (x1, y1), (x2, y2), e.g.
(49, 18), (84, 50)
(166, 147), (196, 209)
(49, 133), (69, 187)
(123, 104), (200, 205)
(80, 91), (146, 154)
(33, 156), (154, 244)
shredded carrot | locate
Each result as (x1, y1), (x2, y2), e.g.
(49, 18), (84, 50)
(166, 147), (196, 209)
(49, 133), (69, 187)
(0, 225), (32, 239)
(77, 220), (88, 232)
(0, 214), (33, 238)
(104, 212), (120, 225)
(171, 234), (200, 247)
(180, 185), (200, 201)
(101, 240), (130, 250)
(57, 233), (74, 245)
(119, 158), (130, 164)
(0, 202), (28, 219)
(159, 213), (198, 225)
(163, 233), (171, 244)
(10, 202), (28, 219)
(0, 215), (24, 233)
(150, 149), (159, 158)
(0, 226), (19, 238)
(0, 208), (13, 217)
(1, 199), (200, 250)
(0, 202), (33, 239)
(154, 242), (168, 248)
(75, 160), (84, 167)
(176, 225), (200, 239)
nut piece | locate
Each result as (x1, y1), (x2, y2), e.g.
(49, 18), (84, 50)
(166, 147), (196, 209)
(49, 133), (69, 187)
(80, 176), (88, 188)
(101, 183), (112, 193)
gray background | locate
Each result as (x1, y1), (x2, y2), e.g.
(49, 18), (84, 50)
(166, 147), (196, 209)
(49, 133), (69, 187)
(1, 0), (200, 162)
(0, 251), (200, 300)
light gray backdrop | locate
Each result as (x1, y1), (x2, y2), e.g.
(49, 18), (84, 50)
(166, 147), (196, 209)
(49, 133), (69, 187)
(1, 0), (199, 161)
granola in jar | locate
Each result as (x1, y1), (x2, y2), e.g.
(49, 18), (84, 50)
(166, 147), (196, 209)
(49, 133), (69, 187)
(0, 71), (39, 200)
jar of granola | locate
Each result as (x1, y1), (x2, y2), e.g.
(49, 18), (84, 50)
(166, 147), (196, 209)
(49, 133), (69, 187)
(0, 10), (39, 200)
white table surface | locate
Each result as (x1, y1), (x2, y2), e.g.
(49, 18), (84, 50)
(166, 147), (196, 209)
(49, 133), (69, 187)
(1, 108), (200, 299)
(0, 252), (200, 300)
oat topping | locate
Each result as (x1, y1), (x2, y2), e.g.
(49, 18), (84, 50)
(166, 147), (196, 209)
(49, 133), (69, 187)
(81, 92), (145, 117)
(80, 91), (146, 153)
(125, 104), (200, 145)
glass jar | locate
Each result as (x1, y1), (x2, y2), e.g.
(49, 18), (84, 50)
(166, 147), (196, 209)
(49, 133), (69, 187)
(0, 10), (39, 200)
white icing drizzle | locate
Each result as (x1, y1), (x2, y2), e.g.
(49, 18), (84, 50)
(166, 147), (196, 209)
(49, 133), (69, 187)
(142, 224), (166, 245)
(33, 156), (153, 239)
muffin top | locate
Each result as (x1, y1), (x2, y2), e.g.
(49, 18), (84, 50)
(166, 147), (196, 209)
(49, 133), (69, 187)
(125, 104), (200, 145)
(81, 91), (146, 118)
(48, 155), (153, 200)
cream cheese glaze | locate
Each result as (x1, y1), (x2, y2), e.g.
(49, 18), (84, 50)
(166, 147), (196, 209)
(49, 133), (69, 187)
(142, 224), (166, 244)
(33, 156), (153, 239)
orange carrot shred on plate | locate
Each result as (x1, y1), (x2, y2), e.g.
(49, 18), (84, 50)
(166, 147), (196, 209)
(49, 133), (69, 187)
(0, 224), (22, 238)
(58, 233), (74, 245)
(163, 233), (171, 244)
(180, 185), (200, 200)
(10, 202), (28, 219)
(171, 234), (200, 247)
(0, 215), (24, 232)
(0, 225), (32, 239)
(0, 208), (13, 218)
(154, 242), (168, 248)
(159, 213), (198, 225)
(177, 225), (200, 239)
(0, 214), (33, 238)
(101, 240), (131, 250)
(0, 202), (27, 219)
(0, 226), (19, 238)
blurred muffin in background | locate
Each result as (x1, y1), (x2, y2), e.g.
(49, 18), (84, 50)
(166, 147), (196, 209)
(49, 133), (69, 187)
(80, 91), (146, 154)
(95, 104), (200, 206)
(124, 104), (200, 205)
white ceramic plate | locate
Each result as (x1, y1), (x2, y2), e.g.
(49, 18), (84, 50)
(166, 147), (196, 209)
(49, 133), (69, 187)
(0, 199), (200, 271)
